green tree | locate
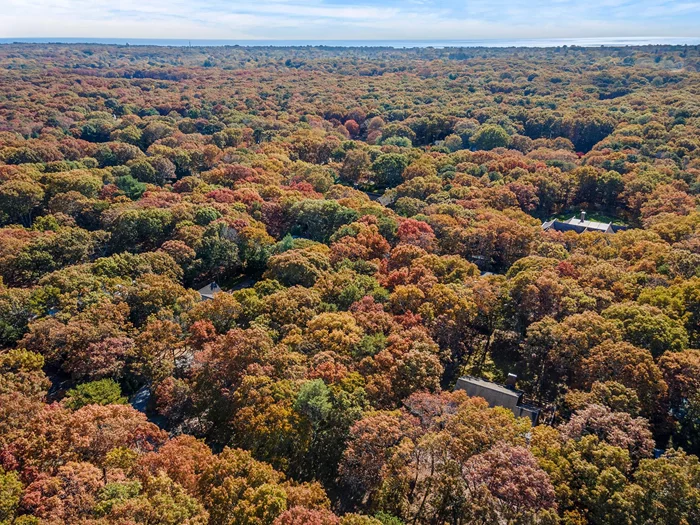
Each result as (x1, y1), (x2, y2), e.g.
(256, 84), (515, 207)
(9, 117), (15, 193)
(63, 379), (128, 410)
(471, 124), (511, 150)
(626, 449), (700, 525)
(116, 174), (146, 200)
(603, 302), (689, 357)
(0, 467), (22, 525)
(371, 153), (409, 189)
(0, 180), (45, 226)
(443, 134), (463, 152)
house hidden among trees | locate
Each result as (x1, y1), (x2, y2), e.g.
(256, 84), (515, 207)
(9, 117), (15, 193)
(542, 211), (628, 234)
(197, 282), (221, 300)
(455, 375), (541, 425)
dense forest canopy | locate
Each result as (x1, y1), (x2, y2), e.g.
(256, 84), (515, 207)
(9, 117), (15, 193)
(0, 43), (700, 525)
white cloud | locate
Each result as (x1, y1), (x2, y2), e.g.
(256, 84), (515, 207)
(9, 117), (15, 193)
(0, 0), (699, 40)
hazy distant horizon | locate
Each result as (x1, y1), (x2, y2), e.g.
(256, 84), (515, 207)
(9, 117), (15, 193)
(3, 0), (700, 43)
(3, 36), (700, 49)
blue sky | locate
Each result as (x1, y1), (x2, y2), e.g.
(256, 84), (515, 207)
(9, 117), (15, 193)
(1, 0), (700, 40)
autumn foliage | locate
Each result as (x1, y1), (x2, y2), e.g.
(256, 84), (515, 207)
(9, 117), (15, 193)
(1, 42), (700, 524)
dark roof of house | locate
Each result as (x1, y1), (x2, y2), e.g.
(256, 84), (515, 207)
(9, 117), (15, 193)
(456, 376), (521, 409)
(455, 376), (541, 425)
(542, 214), (628, 234)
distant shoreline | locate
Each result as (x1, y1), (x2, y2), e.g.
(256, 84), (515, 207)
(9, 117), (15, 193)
(2, 36), (700, 48)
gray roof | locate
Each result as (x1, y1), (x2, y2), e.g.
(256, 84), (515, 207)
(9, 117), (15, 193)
(455, 376), (540, 425)
(458, 375), (521, 398)
(455, 376), (521, 409)
(565, 215), (612, 231)
(542, 216), (622, 234)
(197, 282), (221, 300)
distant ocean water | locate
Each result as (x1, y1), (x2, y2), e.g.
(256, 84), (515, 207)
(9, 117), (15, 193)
(2, 37), (700, 48)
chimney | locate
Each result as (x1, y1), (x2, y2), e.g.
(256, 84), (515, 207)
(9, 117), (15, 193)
(505, 373), (517, 390)
(580, 211), (586, 223)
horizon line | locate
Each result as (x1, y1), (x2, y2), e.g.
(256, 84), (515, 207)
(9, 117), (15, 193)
(3, 36), (700, 49)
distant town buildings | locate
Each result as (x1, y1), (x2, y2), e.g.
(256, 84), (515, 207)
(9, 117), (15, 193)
(542, 211), (628, 234)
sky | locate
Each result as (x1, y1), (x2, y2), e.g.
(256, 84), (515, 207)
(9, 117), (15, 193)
(1, 0), (700, 41)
